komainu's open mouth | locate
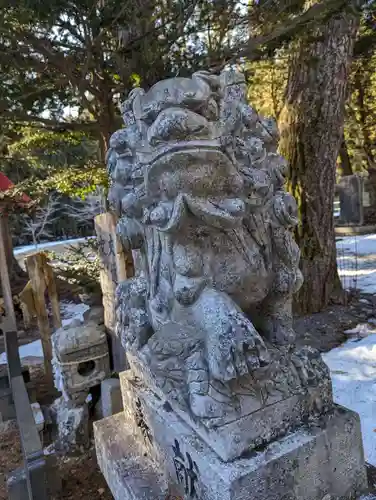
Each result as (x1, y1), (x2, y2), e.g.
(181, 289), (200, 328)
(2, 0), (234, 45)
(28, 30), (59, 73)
(146, 146), (244, 201)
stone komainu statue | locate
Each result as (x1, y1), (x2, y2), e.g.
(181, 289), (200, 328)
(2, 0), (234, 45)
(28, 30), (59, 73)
(107, 69), (331, 429)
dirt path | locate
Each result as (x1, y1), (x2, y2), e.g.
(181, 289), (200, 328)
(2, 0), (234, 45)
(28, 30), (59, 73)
(0, 424), (112, 500)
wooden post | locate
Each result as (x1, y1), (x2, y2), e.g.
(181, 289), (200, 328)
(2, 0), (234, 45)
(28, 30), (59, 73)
(44, 261), (62, 330)
(0, 215), (17, 331)
(95, 212), (134, 372)
(0, 214), (13, 271)
(25, 253), (60, 386)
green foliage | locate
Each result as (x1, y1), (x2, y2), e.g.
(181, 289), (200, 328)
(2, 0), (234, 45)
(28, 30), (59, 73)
(0, 0), (252, 209)
(47, 238), (101, 296)
(0, 0), (373, 215)
(0, 0), (353, 139)
(2, 127), (104, 200)
(247, 54), (289, 119)
(44, 166), (108, 199)
(344, 50), (376, 171)
(0, 0), (248, 140)
(246, 3), (376, 178)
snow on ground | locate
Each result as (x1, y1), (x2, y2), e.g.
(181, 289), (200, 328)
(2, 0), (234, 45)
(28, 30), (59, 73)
(323, 333), (376, 466)
(337, 234), (376, 293)
(0, 301), (90, 365)
(0, 339), (44, 366)
(60, 301), (90, 327)
(14, 237), (89, 256)
(14, 237), (93, 269)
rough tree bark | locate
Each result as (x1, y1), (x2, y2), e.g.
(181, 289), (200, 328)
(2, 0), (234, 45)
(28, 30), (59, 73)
(279, 8), (359, 314)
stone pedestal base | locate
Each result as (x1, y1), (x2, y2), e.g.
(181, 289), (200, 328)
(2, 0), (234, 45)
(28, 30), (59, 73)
(94, 387), (367, 500)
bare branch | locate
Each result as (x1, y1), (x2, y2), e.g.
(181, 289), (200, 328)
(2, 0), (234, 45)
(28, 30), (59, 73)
(0, 109), (98, 133)
(210, 0), (365, 69)
(62, 190), (107, 224)
(21, 195), (60, 247)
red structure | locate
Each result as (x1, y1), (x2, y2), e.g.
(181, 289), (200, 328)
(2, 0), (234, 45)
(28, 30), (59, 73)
(0, 172), (32, 287)
(0, 172), (31, 206)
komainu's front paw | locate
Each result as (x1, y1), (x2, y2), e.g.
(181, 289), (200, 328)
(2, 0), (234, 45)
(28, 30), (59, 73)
(207, 310), (270, 383)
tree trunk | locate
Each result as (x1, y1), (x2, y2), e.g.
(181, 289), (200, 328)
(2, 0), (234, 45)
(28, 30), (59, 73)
(339, 136), (353, 176)
(0, 214), (27, 295)
(354, 67), (374, 166)
(279, 9), (359, 314)
(1, 214), (14, 270)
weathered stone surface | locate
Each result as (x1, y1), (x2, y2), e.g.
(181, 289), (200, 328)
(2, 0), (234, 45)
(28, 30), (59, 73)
(83, 305), (105, 324)
(109, 69), (330, 436)
(96, 69), (367, 500)
(7, 452), (62, 499)
(121, 368), (332, 462)
(95, 401), (367, 500)
(52, 320), (110, 401)
(31, 402), (44, 432)
(95, 212), (132, 372)
(52, 397), (90, 453)
(94, 413), (168, 500)
(99, 378), (123, 418)
(337, 175), (364, 226)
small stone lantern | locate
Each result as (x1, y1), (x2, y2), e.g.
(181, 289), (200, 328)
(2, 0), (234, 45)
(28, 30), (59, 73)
(52, 320), (110, 404)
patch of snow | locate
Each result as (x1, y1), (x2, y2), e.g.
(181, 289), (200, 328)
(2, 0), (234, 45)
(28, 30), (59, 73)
(0, 339), (44, 365)
(0, 300), (91, 365)
(60, 301), (90, 327)
(31, 402), (45, 432)
(323, 333), (376, 466)
(359, 298), (371, 304)
(344, 323), (376, 338)
(337, 234), (376, 254)
(14, 237), (90, 256)
(337, 234), (376, 293)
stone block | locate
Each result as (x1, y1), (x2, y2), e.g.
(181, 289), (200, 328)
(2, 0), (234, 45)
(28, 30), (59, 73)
(83, 306), (105, 325)
(100, 378), (123, 418)
(95, 69), (368, 500)
(95, 395), (367, 500)
(94, 414), (168, 500)
(52, 397), (90, 453)
(337, 175), (364, 226)
(120, 366), (332, 462)
(52, 321), (110, 400)
(0, 388), (15, 422)
(31, 402), (44, 432)
(0, 366), (30, 389)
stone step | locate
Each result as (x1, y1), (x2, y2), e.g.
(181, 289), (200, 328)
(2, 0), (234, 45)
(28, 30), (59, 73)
(94, 413), (168, 500)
